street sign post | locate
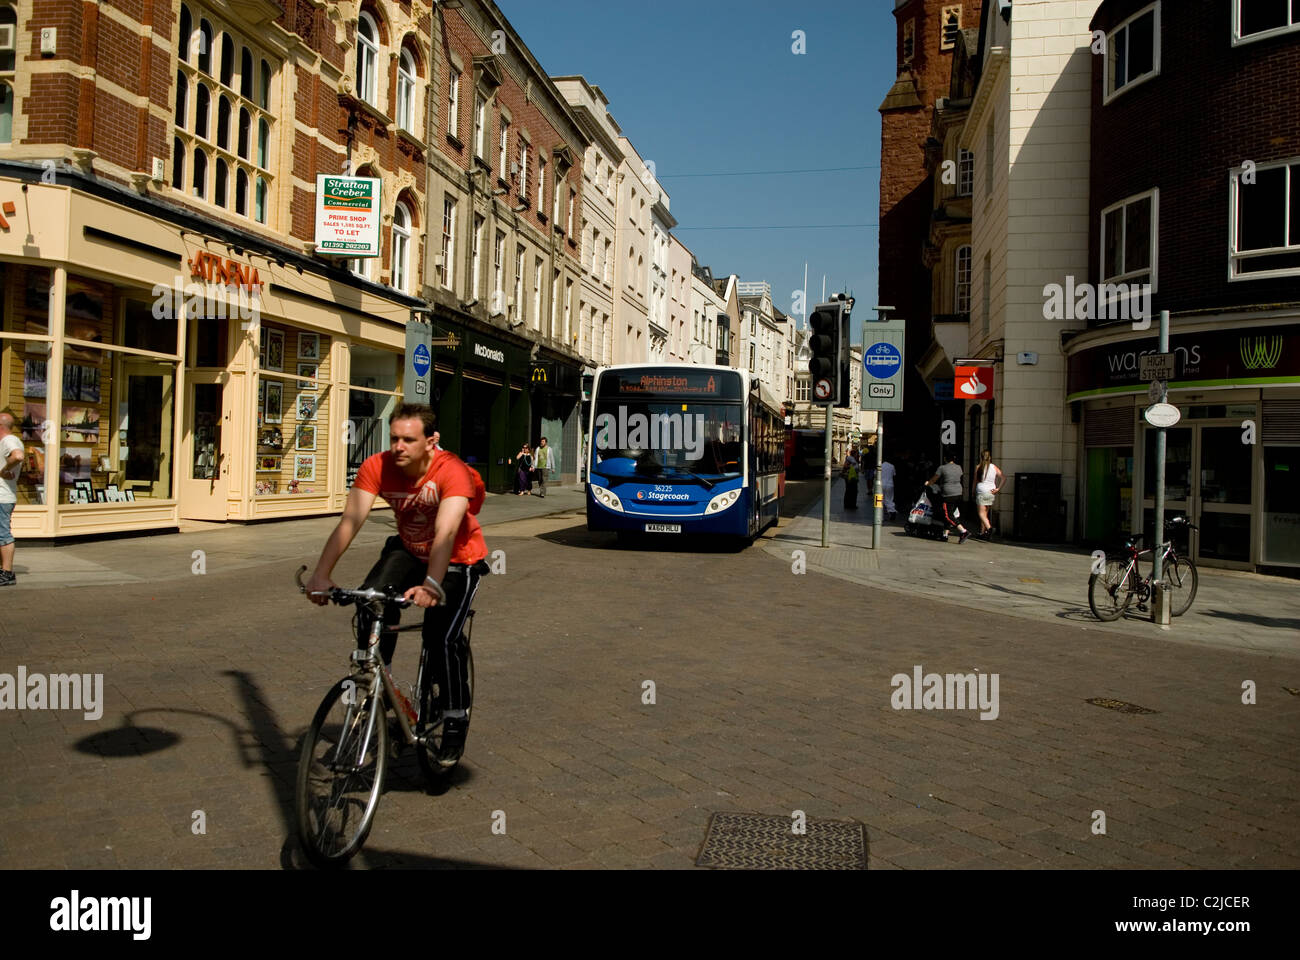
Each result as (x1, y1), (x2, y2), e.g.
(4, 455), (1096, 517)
(404, 320), (432, 404)
(1140, 352), (1176, 381)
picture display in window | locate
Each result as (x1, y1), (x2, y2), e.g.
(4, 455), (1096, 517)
(1107, 3), (1160, 99)
(1233, 160), (1300, 277)
(1236, 0), (1300, 42)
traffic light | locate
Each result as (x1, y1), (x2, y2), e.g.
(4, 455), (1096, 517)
(807, 301), (844, 404)
(836, 299), (852, 409)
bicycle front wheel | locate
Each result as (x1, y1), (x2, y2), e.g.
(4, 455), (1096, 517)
(295, 678), (388, 868)
(1089, 558), (1134, 622)
(1166, 555), (1198, 616)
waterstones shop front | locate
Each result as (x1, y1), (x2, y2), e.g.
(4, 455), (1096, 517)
(1066, 320), (1300, 571)
(1, 174), (417, 541)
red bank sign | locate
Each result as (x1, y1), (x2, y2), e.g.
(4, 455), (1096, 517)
(954, 365), (994, 399)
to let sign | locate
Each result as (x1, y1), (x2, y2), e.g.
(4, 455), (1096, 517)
(315, 175), (382, 256)
(1139, 352), (1176, 381)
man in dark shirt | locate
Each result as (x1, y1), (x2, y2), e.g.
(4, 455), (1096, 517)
(928, 451), (970, 544)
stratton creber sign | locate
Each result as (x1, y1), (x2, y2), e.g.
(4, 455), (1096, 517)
(1066, 324), (1299, 400)
(314, 175), (382, 257)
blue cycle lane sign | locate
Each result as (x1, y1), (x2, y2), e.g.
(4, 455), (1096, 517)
(861, 319), (905, 412)
(412, 343), (431, 378)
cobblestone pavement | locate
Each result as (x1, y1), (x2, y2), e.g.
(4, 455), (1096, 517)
(1, 488), (1297, 869)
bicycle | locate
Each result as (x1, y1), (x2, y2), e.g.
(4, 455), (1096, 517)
(292, 565), (475, 868)
(1088, 516), (1199, 622)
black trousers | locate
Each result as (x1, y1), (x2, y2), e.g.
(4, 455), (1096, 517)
(355, 535), (485, 713)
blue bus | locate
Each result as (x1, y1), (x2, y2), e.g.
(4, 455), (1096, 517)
(585, 364), (785, 540)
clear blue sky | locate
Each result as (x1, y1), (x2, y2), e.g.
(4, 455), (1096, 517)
(495, 0), (896, 343)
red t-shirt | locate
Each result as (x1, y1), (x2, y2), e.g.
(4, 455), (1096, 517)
(353, 450), (488, 565)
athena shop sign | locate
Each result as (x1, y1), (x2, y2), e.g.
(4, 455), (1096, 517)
(314, 175), (382, 256)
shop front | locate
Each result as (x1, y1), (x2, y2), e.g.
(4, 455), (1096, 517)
(438, 326), (530, 494)
(1068, 320), (1300, 570)
(1, 176), (415, 541)
(529, 354), (581, 485)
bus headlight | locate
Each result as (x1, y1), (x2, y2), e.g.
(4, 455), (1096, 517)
(706, 489), (742, 513)
(590, 484), (624, 512)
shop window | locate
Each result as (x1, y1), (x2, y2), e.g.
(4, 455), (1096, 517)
(346, 344), (401, 489)
(256, 325), (332, 496)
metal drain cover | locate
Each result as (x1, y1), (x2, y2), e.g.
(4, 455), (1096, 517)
(695, 812), (867, 870)
(1086, 697), (1157, 714)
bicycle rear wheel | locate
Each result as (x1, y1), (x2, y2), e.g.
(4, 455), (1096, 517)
(1166, 555), (1198, 617)
(295, 678), (388, 868)
(417, 642), (473, 783)
(1089, 558), (1134, 622)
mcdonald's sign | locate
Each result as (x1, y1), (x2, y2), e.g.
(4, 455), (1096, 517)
(530, 362), (554, 385)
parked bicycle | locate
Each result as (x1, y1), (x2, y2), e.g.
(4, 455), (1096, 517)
(292, 565), (475, 868)
(1088, 516), (1199, 621)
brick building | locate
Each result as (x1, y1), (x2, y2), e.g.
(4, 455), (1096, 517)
(878, 0), (984, 459)
(1066, 0), (1300, 570)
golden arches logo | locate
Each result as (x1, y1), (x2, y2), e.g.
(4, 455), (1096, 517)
(1240, 336), (1283, 370)
(531, 366), (548, 383)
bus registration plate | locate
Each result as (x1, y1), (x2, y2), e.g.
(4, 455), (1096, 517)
(644, 523), (682, 534)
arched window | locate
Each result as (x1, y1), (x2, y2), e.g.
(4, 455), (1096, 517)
(214, 158), (228, 206)
(396, 47), (416, 132)
(197, 20), (213, 74)
(255, 177), (267, 224)
(216, 95), (231, 149)
(240, 48), (253, 99)
(219, 34), (234, 86)
(172, 137), (185, 188)
(954, 244), (973, 314)
(192, 148), (208, 198)
(174, 71), (188, 126)
(177, 5), (192, 62)
(194, 84), (210, 139)
(0, 82), (13, 145)
(237, 107), (250, 159)
(257, 119), (269, 168)
(259, 60), (271, 110)
(356, 13), (379, 106)
(235, 169), (249, 216)
(391, 201), (412, 293)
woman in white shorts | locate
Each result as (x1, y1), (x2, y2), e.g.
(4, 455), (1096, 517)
(973, 449), (1003, 539)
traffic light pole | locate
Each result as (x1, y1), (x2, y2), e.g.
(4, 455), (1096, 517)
(822, 401), (832, 548)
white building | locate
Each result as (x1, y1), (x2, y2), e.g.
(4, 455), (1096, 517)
(613, 139), (660, 364)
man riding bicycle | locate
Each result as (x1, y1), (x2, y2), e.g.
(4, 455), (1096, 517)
(304, 403), (487, 756)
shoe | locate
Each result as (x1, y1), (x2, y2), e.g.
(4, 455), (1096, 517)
(959, 531), (970, 544)
(0, 571), (14, 586)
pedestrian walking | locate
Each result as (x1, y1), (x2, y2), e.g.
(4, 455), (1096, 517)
(514, 443), (532, 495)
(927, 450), (970, 544)
(880, 457), (897, 520)
(973, 449), (1004, 539)
(0, 411), (26, 586)
(533, 436), (554, 497)
(841, 445), (860, 510)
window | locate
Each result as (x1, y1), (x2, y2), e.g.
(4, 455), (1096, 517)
(1234, 0), (1300, 44)
(446, 66), (460, 140)
(984, 121), (994, 196)
(198, 19), (213, 73)
(471, 214), (484, 298)
(749, 344), (756, 372)
(567, 190), (575, 235)
(981, 253), (991, 335)
(940, 6), (962, 50)
(518, 141), (528, 195)
(356, 12), (379, 107)
(392, 202), (411, 294)
(537, 155), (547, 215)
(396, 48), (416, 132)
(492, 230), (505, 312)
(1101, 189), (1157, 287)
(954, 245), (972, 313)
(178, 5), (192, 61)
(1106, 3), (1160, 102)
(958, 148), (974, 196)
(902, 19), (915, 62)
(532, 257), (543, 331)
(514, 244), (525, 323)
(439, 196), (456, 290)
(473, 93), (486, 159)
(563, 278), (573, 342)
(174, 14), (275, 221)
(498, 116), (509, 180)
(1231, 159), (1300, 278)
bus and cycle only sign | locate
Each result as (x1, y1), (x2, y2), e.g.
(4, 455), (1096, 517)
(861, 319), (905, 412)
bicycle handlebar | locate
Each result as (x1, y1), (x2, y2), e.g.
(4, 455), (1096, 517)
(295, 565), (414, 609)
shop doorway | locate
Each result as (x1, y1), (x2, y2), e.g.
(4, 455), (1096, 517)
(180, 372), (229, 520)
(1141, 423), (1253, 567)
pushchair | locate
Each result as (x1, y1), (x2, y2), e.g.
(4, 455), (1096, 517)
(904, 484), (951, 540)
